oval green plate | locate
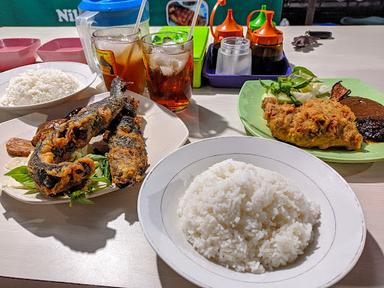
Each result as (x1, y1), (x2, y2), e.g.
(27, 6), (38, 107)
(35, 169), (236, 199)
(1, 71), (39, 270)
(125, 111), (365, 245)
(238, 78), (384, 163)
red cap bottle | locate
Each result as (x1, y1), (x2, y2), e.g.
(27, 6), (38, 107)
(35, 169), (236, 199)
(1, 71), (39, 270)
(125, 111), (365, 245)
(246, 10), (285, 75)
(247, 10), (283, 46)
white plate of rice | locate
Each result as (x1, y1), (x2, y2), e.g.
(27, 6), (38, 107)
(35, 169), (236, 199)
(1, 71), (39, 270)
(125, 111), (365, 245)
(0, 61), (97, 111)
(138, 136), (366, 288)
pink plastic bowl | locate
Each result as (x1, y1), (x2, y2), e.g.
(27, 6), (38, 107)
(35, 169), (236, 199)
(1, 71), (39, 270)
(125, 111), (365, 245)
(0, 38), (41, 72)
(37, 38), (87, 64)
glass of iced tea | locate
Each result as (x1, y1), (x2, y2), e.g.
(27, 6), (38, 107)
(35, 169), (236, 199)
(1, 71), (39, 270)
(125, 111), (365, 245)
(92, 27), (146, 94)
(141, 31), (193, 112)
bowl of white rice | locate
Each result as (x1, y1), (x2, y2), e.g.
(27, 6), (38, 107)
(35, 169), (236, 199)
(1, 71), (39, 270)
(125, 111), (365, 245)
(178, 159), (320, 274)
(0, 61), (97, 112)
(138, 136), (366, 288)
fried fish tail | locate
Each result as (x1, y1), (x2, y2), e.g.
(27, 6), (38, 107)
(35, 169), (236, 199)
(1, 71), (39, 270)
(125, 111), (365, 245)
(107, 100), (148, 187)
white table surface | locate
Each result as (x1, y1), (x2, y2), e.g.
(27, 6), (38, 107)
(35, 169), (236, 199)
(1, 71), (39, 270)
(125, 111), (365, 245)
(0, 26), (383, 288)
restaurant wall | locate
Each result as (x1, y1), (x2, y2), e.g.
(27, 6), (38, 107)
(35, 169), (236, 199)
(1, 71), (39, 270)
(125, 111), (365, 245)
(0, 0), (282, 26)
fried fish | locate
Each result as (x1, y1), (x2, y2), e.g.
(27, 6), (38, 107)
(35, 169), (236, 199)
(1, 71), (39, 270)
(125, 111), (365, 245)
(107, 99), (148, 187)
(28, 77), (127, 196)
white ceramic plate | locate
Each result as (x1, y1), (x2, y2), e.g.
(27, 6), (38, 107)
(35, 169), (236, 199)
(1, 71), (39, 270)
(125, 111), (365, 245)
(138, 136), (366, 288)
(0, 91), (189, 204)
(0, 61), (97, 112)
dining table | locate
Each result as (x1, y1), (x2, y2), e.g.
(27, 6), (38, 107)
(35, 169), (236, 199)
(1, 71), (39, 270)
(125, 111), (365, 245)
(0, 25), (383, 288)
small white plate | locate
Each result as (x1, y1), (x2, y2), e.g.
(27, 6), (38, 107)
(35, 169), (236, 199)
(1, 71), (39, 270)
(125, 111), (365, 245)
(0, 91), (189, 204)
(138, 136), (366, 288)
(0, 61), (97, 112)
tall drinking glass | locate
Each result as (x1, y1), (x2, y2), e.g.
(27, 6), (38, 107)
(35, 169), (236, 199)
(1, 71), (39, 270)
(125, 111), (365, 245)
(92, 27), (146, 94)
(141, 32), (193, 112)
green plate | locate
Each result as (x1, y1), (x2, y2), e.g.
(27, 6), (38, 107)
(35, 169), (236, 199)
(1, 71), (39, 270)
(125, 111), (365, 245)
(238, 78), (384, 163)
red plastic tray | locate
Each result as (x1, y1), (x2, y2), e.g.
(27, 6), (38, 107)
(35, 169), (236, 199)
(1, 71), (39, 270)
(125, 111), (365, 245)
(37, 38), (87, 64)
(0, 38), (41, 71)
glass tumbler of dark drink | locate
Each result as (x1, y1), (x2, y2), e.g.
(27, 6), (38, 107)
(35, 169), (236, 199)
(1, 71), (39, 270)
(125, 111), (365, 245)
(141, 32), (193, 112)
(92, 27), (146, 94)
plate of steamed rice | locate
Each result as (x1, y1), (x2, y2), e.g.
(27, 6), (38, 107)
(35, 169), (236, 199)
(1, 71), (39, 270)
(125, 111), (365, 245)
(138, 136), (366, 288)
(0, 61), (97, 111)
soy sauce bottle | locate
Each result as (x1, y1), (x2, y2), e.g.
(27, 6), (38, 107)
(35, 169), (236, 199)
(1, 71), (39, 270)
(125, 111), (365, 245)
(209, 0), (243, 70)
(247, 10), (285, 75)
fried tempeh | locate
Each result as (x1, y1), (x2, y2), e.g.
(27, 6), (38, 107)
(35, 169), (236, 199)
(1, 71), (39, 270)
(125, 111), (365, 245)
(6, 138), (34, 157)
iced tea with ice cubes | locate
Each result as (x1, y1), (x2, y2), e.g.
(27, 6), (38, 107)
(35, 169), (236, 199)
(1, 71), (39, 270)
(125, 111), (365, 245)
(93, 28), (146, 94)
(141, 32), (193, 112)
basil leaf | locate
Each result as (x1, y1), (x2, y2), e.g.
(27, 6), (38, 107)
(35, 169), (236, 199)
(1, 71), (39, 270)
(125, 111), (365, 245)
(5, 165), (29, 179)
(70, 190), (86, 198)
(5, 166), (36, 190)
(69, 190), (94, 207)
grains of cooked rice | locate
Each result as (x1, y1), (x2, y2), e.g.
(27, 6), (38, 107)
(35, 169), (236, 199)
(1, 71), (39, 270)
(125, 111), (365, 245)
(177, 159), (320, 274)
(1, 68), (80, 106)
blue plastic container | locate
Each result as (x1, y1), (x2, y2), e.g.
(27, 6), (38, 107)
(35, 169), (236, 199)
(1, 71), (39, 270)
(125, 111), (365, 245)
(78, 0), (150, 30)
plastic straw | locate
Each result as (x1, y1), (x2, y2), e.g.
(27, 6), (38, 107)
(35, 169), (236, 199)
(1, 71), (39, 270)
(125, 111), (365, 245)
(133, 0), (147, 33)
(188, 0), (204, 40)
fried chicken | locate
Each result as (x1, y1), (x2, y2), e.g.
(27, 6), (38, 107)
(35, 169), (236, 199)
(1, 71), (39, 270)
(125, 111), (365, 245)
(262, 97), (363, 150)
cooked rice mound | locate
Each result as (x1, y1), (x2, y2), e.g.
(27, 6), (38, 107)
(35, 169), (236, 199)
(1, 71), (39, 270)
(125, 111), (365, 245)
(1, 68), (80, 106)
(178, 159), (320, 273)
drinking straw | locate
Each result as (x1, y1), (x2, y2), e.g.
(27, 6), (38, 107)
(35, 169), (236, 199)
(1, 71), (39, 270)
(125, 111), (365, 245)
(133, 0), (147, 33)
(188, 0), (204, 40)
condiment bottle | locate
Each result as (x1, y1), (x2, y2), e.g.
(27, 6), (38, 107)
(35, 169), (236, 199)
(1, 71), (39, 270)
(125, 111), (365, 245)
(209, 0), (243, 69)
(249, 5), (277, 31)
(247, 10), (284, 75)
(216, 37), (252, 75)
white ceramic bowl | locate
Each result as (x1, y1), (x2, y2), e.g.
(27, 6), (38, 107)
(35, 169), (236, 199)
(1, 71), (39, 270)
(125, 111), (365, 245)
(138, 136), (366, 288)
(0, 61), (96, 112)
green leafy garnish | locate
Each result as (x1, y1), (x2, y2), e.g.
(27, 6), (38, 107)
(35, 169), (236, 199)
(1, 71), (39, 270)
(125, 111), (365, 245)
(292, 66), (316, 78)
(260, 66), (327, 106)
(69, 190), (94, 207)
(87, 154), (107, 161)
(91, 176), (111, 185)
(5, 166), (37, 191)
(87, 153), (112, 186)
(292, 77), (314, 89)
